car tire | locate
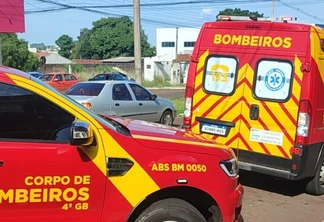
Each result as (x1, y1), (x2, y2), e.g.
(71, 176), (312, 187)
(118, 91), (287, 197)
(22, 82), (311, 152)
(306, 156), (324, 195)
(160, 110), (173, 126)
(135, 198), (207, 222)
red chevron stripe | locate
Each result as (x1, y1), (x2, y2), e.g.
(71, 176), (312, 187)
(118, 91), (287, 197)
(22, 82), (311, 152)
(294, 73), (302, 86)
(291, 94), (299, 106)
(238, 134), (253, 152)
(194, 84), (202, 93)
(192, 96), (227, 128)
(260, 101), (294, 145)
(279, 103), (297, 125)
(193, 93), (209, 111)
(242, 98), (290, 158)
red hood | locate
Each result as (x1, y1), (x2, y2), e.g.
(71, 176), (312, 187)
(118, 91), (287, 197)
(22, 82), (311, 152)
(104, 116), (233, 158)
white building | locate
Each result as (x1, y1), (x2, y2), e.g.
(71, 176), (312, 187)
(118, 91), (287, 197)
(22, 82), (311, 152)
(156, 27), (200, 59)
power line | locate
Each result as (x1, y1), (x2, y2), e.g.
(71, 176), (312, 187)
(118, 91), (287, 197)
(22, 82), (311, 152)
(277, 0), (324, 23)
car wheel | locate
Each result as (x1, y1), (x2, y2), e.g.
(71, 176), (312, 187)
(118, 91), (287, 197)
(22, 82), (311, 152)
(306, 156), (324, 195)
(160, 110), (173, 126)
(135, 198), (207, 222)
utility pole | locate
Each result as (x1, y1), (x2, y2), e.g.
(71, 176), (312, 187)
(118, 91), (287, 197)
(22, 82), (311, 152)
(271, 0), (275, 21)
(175, 27), (178, 62)
(134, 0), (142, 84)
(0, 40), (2, 66)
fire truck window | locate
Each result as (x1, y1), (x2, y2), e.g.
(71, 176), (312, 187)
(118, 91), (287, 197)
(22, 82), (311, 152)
(254, 60), (293, 102)
(203, 56), (238, 95)
(0, 83), (75, 142)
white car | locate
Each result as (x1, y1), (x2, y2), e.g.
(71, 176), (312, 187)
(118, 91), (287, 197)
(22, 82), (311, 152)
(66, 80), (176, 125)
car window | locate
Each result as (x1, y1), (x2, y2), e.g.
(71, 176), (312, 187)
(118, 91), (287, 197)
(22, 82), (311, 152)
(40, 74), (54, 81)
(112, 84), (132, 101)
(129, 84), (151, 101)
(203, 55), (238, 96)
(55, 74), (63, 81)
(0, 83), (75, 142)
(66, 83), (105, 96)
(64, 74), (74, 81)
(111, 73), (128, 80)
(94, 74), (105, 80)
(253, 59), (293, 102)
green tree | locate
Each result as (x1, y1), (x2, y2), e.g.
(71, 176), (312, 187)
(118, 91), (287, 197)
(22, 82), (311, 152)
(216, 8), (264, 20)
(0, 34), (39, 72)
(72, 16), (155, 59)
(55, 34), (75, 59)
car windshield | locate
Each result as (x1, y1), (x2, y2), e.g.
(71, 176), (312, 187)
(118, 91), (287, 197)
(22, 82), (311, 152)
(31, 77), (119, 132)
(40, 74), (54, 81)
(66, 83), (105, 96)
(111, 73), (128, 80)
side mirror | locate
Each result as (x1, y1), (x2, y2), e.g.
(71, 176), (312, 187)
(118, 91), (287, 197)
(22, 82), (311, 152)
(151, 94), (157, 100)
(70, 120), (94, 146)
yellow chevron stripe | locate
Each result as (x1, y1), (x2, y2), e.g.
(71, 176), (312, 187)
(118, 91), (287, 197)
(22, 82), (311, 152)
(9, 74), (160, 207)
(294, 55), (303, 81)
(197, 50), (210, 71)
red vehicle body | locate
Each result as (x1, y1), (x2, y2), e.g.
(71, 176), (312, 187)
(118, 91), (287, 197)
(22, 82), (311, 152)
(41, 72), (80, 92)
(183, 15), (324, 195)
(0, 66), (243, 221)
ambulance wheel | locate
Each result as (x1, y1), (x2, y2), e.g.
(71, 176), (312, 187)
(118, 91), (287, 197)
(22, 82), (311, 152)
(160, 110), (173, 126)
(306, 157), (324, 195)
(135, 198), (207, 222)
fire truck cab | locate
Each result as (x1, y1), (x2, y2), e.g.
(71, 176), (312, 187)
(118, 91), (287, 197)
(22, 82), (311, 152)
(184, 15), (324, 195)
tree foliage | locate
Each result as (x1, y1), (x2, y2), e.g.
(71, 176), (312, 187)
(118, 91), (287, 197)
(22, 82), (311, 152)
(70, 16), (155, 60)
(55, 34), (75, 59)
(0, 34), (39, 72)
(216, 8), (264, 20)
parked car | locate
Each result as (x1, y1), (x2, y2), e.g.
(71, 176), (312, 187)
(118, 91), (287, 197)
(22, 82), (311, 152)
(28, 71), (43, 79)
(88, 72), (135, 82)
(40, 72), (80, 92)
(66, 81), (176, 125)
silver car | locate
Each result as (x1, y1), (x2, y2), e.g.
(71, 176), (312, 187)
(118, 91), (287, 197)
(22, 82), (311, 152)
(66, 80), (176, 125)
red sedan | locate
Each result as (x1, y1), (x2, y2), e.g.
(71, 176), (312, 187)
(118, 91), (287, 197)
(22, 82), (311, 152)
(40, 72), (80, 92)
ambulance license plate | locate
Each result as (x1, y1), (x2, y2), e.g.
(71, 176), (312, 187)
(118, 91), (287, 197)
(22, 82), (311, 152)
(201, 123), (226, 136)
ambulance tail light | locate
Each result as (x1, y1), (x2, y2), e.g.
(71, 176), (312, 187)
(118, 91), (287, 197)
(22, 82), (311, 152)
(183, 86), (194, 128)
(81, 102), (92, 110)
(296, 100), (312, 144)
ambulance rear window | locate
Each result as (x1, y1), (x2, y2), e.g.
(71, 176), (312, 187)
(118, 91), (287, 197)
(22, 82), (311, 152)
(253, 59), (293, 102)
(203, 55), (238, 95)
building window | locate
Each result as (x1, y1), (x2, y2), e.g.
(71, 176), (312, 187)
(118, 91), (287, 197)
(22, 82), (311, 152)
(184, 41), (195, 47)
(162, 42), (175, 47)
(147, 65), (151, 69)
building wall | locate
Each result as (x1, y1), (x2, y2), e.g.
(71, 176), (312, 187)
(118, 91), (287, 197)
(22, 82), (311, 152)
(144, 54), (174, 81)
(156, 27), (200, 59)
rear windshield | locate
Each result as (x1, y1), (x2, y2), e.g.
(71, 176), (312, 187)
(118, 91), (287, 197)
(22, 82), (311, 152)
(111, 73), (128, 80)
(66, 83), (105, 96)
(40, 74), (54, 81)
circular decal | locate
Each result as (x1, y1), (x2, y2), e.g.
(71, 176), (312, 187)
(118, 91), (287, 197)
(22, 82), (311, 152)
(264, 68), (286, 91)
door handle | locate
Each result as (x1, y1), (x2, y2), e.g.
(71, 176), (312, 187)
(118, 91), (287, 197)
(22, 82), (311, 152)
(0, 161), (4, 167)
(250, 104), (259, 120)
(115, 103), (120, 106)
(139, 103), (143, 106)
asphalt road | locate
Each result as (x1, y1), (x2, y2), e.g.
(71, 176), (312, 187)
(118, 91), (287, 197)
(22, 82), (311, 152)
(172, 117), (324, 222)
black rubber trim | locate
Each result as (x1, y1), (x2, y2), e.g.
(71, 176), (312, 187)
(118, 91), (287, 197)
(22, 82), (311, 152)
(195, 117), (235, 127)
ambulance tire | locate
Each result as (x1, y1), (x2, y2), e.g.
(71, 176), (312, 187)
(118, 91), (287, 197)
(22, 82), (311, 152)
(305, 156), (324, 195)
(135, 198), (208, 222)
